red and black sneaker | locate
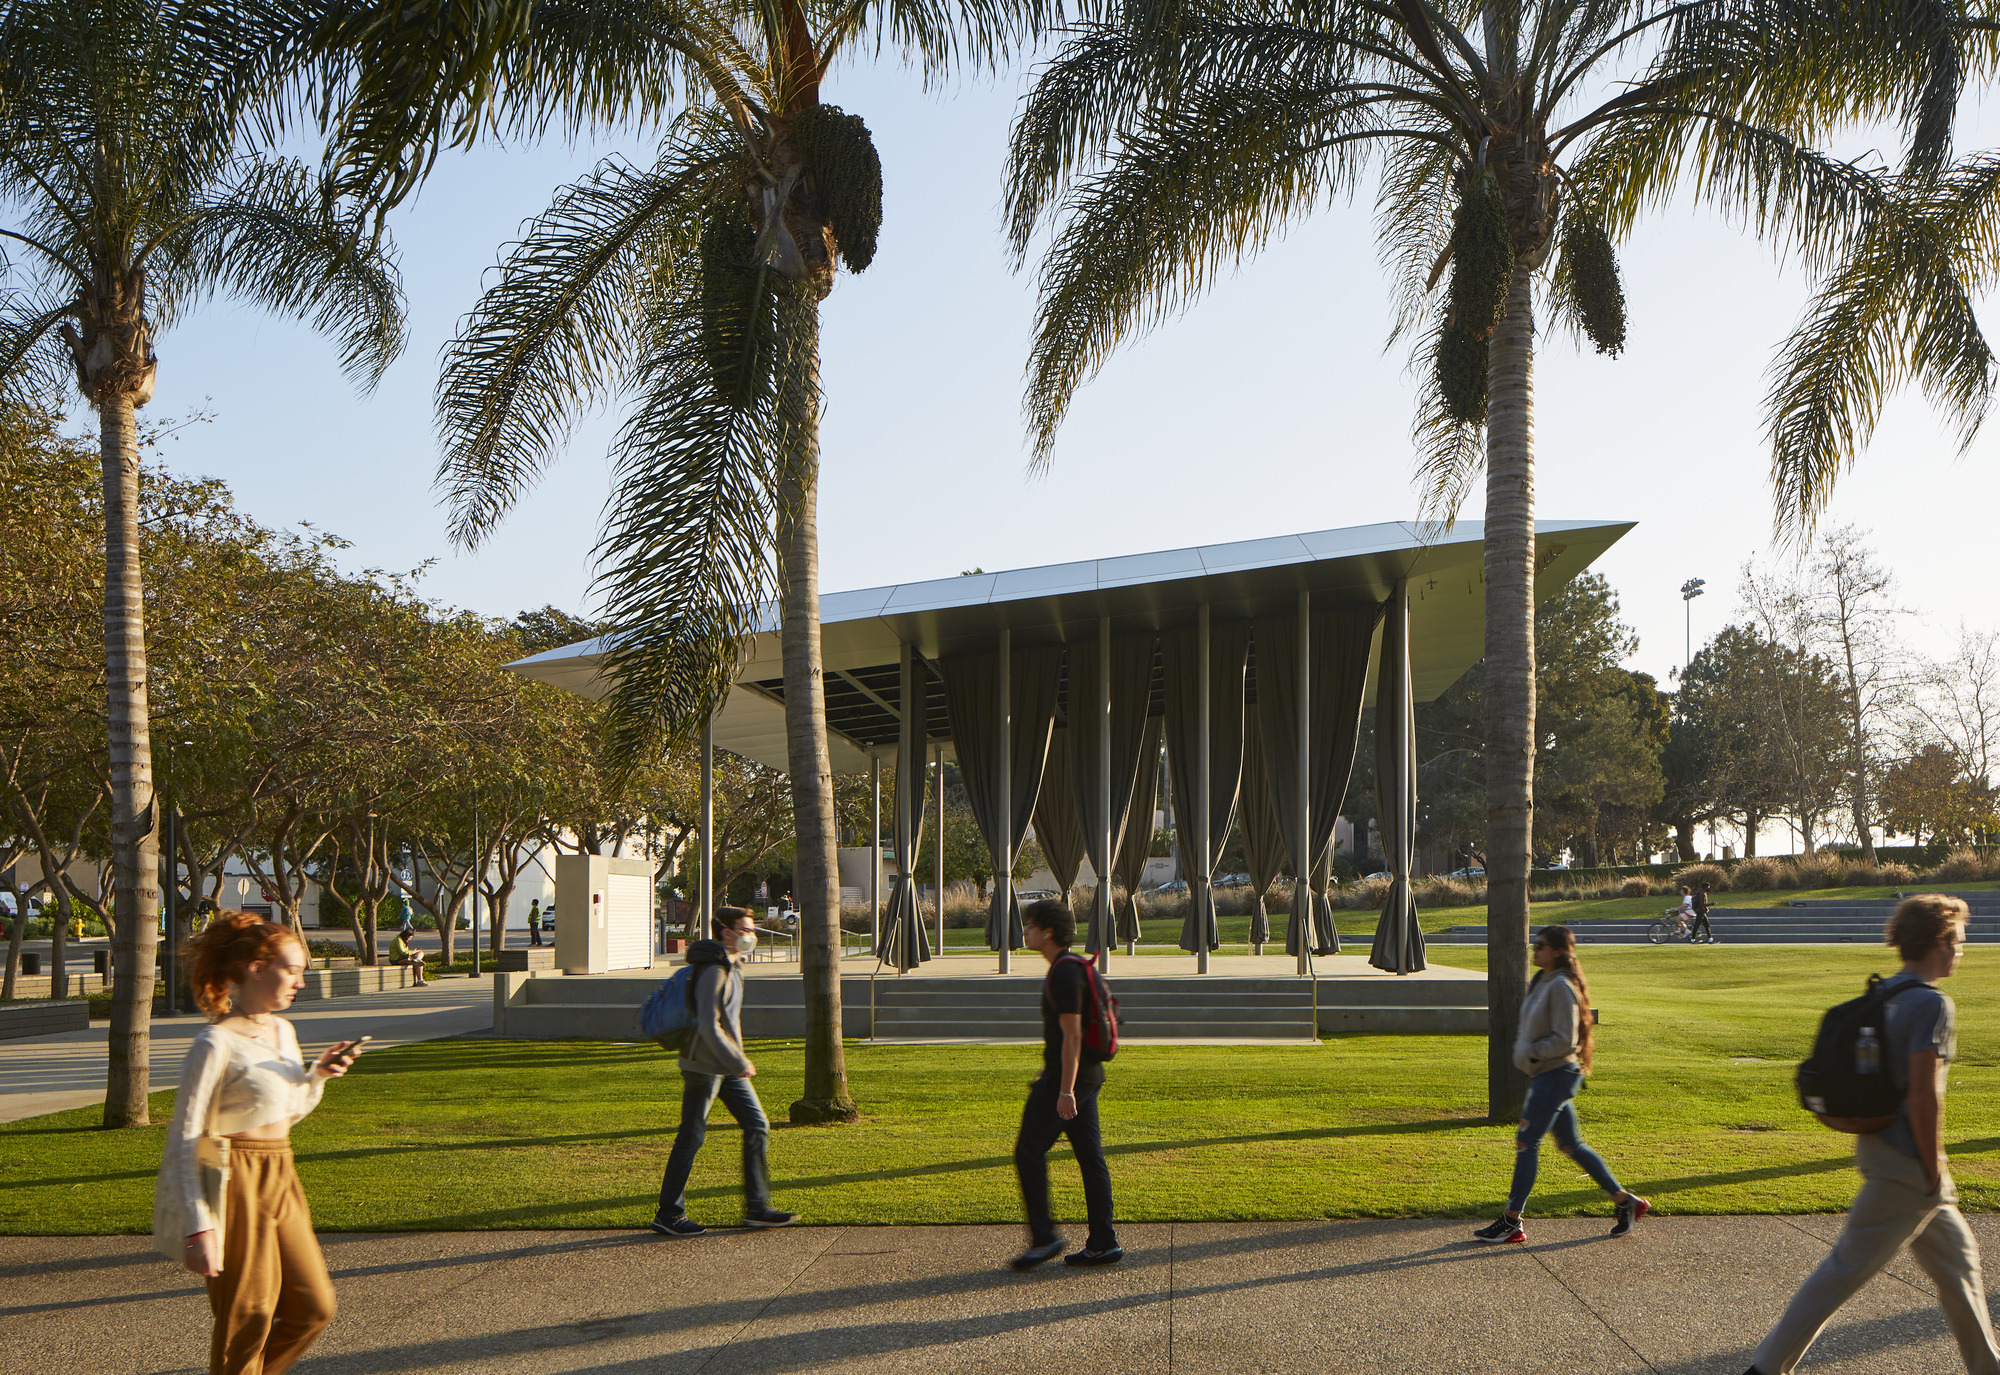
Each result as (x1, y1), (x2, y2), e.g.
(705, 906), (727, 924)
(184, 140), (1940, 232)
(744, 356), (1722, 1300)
(1610, 1194), (1650, 1238)
(1472, 1216), (1525, 1244)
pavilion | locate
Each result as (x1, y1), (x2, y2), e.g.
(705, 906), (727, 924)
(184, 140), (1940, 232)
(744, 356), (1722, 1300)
(507, 517), (1631, 985)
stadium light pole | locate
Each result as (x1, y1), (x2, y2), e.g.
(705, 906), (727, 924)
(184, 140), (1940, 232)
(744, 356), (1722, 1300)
(1680, 578), (1706, 671)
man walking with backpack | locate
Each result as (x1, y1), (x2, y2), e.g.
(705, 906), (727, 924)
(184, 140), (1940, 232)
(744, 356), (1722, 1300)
(1748, 894), (1998, 1375)
(648, 907), (796, 1238)
(1010, 899), (1123, 1271)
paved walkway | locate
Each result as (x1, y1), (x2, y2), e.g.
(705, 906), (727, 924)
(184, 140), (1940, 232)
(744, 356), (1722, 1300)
(6, 1217), (1996, 1372)
(0, 982), (493, 1123)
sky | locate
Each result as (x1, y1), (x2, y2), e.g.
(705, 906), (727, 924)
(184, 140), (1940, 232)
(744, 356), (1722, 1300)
(125, 52), (2000, 696)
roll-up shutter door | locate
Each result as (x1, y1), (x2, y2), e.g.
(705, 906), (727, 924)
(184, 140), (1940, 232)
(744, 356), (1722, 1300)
(604, 872), (652, 971)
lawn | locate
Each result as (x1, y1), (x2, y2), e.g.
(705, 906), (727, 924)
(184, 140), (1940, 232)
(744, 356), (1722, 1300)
(7, 944), (2000, 1234)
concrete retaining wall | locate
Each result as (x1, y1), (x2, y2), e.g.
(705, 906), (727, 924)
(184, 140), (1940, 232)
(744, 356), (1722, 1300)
(0, 1000), (89, 1040)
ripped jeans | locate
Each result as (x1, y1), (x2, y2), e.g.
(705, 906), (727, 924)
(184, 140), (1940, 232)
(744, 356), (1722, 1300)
(1508, 1063), (1624, 1214)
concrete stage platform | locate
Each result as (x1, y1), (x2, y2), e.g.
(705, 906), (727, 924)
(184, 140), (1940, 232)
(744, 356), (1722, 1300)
(492, 953), (1486, 1043)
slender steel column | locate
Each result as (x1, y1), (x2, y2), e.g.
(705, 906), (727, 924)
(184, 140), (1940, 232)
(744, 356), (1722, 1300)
(870, 753), (882, 953)
(934, 744), (946, 955)
(997, 628), (1012, 975)
(1097, 616), (1113, 972)
(897, 643), (916, 965)
(698, 715), (714, 943)
(1297, 589), (1312, 977)
(1197, 604), (1212, 974)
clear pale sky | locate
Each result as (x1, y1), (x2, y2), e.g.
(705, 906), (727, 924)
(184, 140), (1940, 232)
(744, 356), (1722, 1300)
(131, 55), (2000, 693)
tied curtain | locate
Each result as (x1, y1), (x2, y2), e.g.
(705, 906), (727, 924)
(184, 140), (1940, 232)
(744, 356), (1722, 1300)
(1033, 725), (1088, 905)
(1072, 632), (1157, 954)
(1369, 583), (1427, 973)
(1162, 622), (1250, 954)
(1112, 716), (1163, 946)
(881, 647), (933, 972)
(940, 645), (1061, 951)
(1254, 605), (1381, 957)
(1237, 718), (1289, 950)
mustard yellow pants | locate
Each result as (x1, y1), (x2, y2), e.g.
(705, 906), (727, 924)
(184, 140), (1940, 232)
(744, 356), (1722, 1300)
(205, 1139), (337, 1375)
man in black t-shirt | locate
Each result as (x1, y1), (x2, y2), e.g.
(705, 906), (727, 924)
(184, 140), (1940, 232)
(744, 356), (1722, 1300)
(1009, 899), (1123, 1271)
(1690, 885), (1714, 943)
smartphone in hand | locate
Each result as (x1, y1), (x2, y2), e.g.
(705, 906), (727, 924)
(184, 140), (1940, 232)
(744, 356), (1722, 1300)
(328, 1035), (373, 1070)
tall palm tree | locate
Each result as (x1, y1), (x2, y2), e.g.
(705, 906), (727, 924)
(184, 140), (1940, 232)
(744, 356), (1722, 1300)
(428, 0), (1052, 1122)
(0, 0), (404, 1126)
(1005, 0), (1995, 1117)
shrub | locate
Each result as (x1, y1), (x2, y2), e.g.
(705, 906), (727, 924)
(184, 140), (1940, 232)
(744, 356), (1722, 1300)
(1419, 878), (1473, 908)
(1733, 857), (1783, 891)
(1619, 877), (1652, 898)
(1933, 848), (1987, 884)
(1673, 863), (1730, 893)
(1875, 863), (1916, 887)
(1789, 854), (1846, 889)
(1840, 863), (1880, 887)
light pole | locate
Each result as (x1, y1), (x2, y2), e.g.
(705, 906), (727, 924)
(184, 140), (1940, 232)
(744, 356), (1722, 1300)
(1679, 578), (1706, 671)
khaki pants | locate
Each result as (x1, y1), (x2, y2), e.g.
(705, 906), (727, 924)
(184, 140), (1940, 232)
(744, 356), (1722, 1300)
(1754, 1133), (2000, 1374)
(205, 1139), (337, 1375)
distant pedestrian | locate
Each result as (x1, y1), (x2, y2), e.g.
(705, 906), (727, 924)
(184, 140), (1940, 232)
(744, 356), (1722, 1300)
(387, 925), (430, 985)
(1690, 884), (1715, 944)
(649, 906), (796, 1237)
(1746, 895), (1997, 1375)
(1010, 898), (1123, 1270)
(527, 899), (543, 947)
(156, 911), (368, 1375)
(1474, 924), (1648, 1244)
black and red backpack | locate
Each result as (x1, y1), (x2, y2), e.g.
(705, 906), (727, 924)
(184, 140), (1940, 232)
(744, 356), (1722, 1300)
(1056, 952), (1123, 1062)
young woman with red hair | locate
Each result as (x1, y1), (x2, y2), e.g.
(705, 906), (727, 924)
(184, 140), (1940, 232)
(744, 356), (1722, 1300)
(154, 912), (367, 1375)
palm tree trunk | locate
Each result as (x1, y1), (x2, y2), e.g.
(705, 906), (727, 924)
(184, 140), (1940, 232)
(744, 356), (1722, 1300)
(777, 297), (857, 1124)
(1483, 259), (1536, 1124)
(100, 393), (160, 1128)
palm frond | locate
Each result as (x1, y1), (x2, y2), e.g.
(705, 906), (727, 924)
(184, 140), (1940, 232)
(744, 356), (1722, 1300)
(1409, 312), (1484, 520)
(0, 291), (74, 406)
(1766, 153), (2000, 538)
(436, 117), (736, 547)
(1374, 133), (1459, 343)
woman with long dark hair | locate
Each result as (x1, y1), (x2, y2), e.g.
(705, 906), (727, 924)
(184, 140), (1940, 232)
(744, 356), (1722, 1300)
(1473, 924), (1648, 1243)
(154, 912), (366, 1374)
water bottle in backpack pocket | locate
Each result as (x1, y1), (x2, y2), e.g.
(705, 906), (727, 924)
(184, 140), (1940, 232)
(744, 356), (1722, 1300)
(639, 966), (697, 1051)
(1796, 974), (1903, 1133)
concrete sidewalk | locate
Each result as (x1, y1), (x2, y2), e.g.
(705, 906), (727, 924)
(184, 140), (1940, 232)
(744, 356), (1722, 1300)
(0, 982), (493, 1123)
(5, 1217), (1996, 1373)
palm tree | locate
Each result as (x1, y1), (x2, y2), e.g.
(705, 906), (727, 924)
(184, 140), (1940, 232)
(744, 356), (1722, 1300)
(1005, 0), (1994, 1117)
(0, 0), (404, 1126)
(427, 0), (1051, 1122)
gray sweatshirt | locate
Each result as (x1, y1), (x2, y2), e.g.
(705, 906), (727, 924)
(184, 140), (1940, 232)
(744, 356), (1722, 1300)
(679, 940), (752, 1077)
(1512, 971), (1583, 1077)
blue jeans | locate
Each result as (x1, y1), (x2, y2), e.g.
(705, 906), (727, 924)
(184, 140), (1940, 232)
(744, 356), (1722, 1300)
(1507, 1064), (1624, 1214)
(656, 1071), (771, 1220)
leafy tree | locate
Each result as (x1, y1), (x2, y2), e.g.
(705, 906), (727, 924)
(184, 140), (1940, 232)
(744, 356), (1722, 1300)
(1881, 744), (2000, 846)
(0, 0), (405, 1124)
(1001, 0), (1987, 1116)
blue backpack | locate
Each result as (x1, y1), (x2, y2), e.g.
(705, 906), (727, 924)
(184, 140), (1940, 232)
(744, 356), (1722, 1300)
(640, 966), (697, 1049)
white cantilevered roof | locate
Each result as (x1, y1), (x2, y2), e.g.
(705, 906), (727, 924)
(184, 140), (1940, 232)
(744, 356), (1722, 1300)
(508, 517), (1632, 774)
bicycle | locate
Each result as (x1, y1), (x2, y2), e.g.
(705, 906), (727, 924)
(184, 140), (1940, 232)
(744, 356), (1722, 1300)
(1647, 908), (1698, 945)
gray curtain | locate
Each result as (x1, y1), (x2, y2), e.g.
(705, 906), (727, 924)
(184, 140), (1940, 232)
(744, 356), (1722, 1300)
(1113, 717), (1162, 945)
(1238, 718), (1288, 949)
(1163, 622), (1250, 953)
(882, 647), (933, 972)
(940, 645), (1060, 951)
(1370, 583), (1427, 973)
(1254, 605), (1382, 957)
(1034, 726), (1088, 905)
(1072, 632), (1156, 954)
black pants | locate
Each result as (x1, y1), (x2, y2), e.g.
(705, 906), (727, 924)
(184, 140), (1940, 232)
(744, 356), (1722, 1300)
(1691, 912), (1713, 941)
(1015, 1063), (1117, 1252)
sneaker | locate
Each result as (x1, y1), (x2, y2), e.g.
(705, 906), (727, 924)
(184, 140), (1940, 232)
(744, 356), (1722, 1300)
(1063, 1246), (1125, 1267)
(1010, 1239), (1068, 1271)
(745, 1209), (797, 1229)
(1472, 1215), (1525, 1244)
(1610, 1194), (1650, 1238)
(647, 1214), (706, 1237)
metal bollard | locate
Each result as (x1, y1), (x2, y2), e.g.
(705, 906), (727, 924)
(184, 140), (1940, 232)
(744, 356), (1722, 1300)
(94, 949), (109, 977)
(22, 951), (40, 976)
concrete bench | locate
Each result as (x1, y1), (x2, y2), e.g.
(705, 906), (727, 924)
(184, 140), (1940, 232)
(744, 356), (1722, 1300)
(0, 1000), (90, 1040)
(497, 948), (556, 972)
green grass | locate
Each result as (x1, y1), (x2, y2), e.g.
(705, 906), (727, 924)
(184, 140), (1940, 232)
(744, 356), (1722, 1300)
(9, 944), (2000, 1233)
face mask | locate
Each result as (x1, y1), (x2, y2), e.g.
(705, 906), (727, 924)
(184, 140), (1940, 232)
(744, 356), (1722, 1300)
(730, 929), (757, 955)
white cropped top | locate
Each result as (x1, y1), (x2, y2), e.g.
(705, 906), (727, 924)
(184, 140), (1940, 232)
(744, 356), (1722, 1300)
(162, 1021), (327, 1235)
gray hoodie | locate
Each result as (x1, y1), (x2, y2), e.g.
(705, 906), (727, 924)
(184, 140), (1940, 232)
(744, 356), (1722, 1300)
(679, 939), (752, 1077)
(1512, 971), (1583, 1078)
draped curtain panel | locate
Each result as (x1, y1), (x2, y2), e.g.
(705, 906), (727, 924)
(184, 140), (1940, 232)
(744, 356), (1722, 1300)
(940, 646), (1060, 950)
(1254, 605), (1383, 957)
(1369, 583), (1427, 974)
(1162, 621), (1250, 953)
(1112, 716), (1163, 945)
(1072, 632), (1156, 954)
(1237, 719), (1289, 948)
(882, 648), (932, 971)
(1033, 725), (1088, 904)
